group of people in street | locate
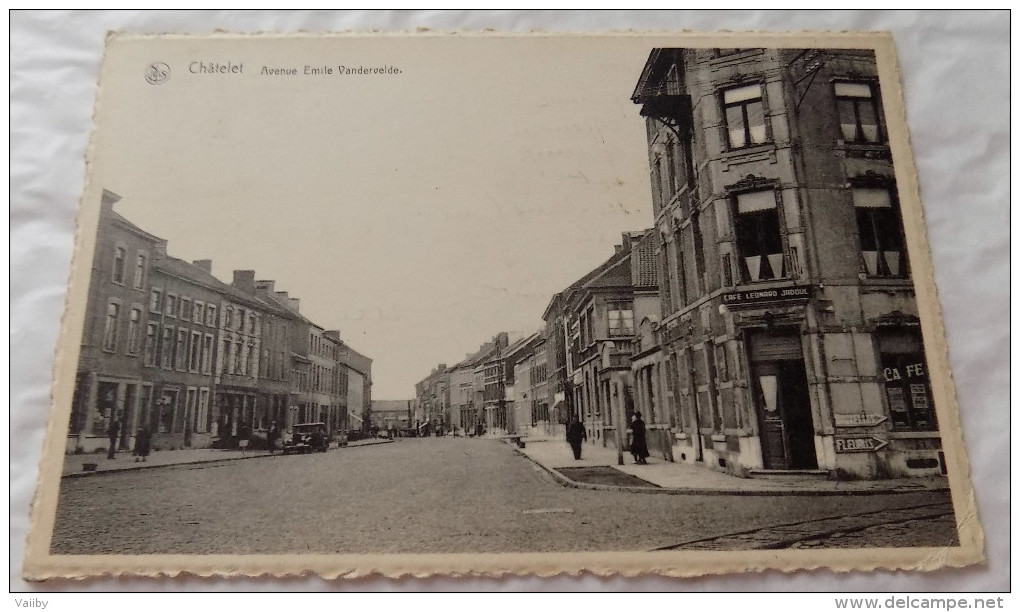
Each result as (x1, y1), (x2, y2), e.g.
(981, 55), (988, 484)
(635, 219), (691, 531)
(565, 411), (650, 464)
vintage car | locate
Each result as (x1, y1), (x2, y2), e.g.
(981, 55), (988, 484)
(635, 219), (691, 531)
(282, 422), (330, 454)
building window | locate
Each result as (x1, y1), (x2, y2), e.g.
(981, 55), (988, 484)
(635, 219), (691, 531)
(189, 331), (202, 372)
(201, 334), (214, 374)
(126, 307), (142, 355)
(160, 326), (174, 369)
(608, 303), (635, 337)
(165, 294), (177, 318)
(854, 188), (905, 277)
(234, 340), (244, 374)
(102, 302), (120, 351)
(133, 253), (147, 289)
(143, 323), (159, 366)
(224, 307), (233, 329)
(835, 81), (881, 143)
(112, 246), (126, 284)
(205, 304), (217, 327)
(149, 288), (163, 312)
(734, 191), (785, 282)
(247, 342), (256, 376)
(248, 314), (257, 334)
(723, 84), (766, 149)
(180, 297), (191, 320)
(175, 328), (188, 371)
(193, 301), (204, 324)
(879, 332), (936, 431)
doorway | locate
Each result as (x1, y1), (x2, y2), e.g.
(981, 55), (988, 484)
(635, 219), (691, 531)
(749, 331), (817, 470)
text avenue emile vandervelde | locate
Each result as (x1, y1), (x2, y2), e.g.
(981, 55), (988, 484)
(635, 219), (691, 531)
(189, 61), (402, 75)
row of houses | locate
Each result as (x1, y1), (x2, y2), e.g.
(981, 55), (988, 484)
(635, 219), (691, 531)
(416, 47), (945, 481)
(68, 190), (372, 454)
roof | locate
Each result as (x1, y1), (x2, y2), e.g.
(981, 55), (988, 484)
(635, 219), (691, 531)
(153, 256), (294, 319)
(110, 210), (167, 245)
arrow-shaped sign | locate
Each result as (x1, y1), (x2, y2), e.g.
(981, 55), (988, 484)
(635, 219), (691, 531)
(834, 413), (889, 428)
(834, 435), (888, 454)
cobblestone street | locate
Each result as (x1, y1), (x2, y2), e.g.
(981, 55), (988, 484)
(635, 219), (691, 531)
(51, 438), (959, 555)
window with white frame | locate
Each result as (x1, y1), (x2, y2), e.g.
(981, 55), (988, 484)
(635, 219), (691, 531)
(608, 302), (635, 337)
(102, 301), (120, 351)
(133, 253), (147, 289)
(126, 307), (143, 355)
(165, 293), (177, 317)
(144, 323), (159, 366)
(150, 288), (163, 312)
(734, 190), (785, 282)
(112, 246), (126, 284)
(161, 326), (174, 368)
(193, 300), (204, 324)
(723, 84), (767, 149)
(201, 334), (214, 375)
(835, 81), (881, 144)
(205, 304), (217, 327)
(854, 188), (905, 277)
(175, 328), (188, 370)
(189, 331), (202, 372)
(180, 296), (191, 320)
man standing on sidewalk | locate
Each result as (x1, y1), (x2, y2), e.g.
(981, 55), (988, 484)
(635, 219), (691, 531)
(106, 418), (121, 460)
(566, 416), (586, 460)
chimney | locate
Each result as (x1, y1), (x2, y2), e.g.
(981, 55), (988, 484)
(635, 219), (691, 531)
(255, 279), (276, 294)
(288, 297), (300, 312)
(100, 190), (121, 216)
(621, 232), (633, 250)
(192, 259), (212, 273)
(232, 270), (256, 293)
(614, 244), (622, 253)
(496, 332), (509, 348)
(154, 241), (168, 257)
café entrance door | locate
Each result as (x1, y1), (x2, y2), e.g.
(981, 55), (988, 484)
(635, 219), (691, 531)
(749, 331), (818, 470)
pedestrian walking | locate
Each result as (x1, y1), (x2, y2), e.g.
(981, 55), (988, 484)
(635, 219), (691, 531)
(133, 426), (151, 462)
(267, 422), (280, 454)
(106, 418), (121, 460)
(629, 412), (650, 465)
(566, 416), (587, 460)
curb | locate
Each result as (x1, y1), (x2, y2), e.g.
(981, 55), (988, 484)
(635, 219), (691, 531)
(62, 438), (396, 479)
(510, 446), (950, 497)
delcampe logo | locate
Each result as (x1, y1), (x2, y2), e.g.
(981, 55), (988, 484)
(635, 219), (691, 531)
(144, 62), (170, 85)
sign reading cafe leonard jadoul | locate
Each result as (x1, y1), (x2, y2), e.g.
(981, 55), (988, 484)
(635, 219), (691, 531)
(721, 285), (814, 308)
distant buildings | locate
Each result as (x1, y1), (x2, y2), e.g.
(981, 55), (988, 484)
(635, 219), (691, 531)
(68, 190), (372, 453)
(371, 399), (413, 435)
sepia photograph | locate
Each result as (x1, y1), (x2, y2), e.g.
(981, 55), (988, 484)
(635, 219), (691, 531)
(13, 17), (1004, 589)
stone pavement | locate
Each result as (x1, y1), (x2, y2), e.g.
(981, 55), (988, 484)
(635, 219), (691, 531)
(61, 437), (395, 478)
(515, 439), (949, 496)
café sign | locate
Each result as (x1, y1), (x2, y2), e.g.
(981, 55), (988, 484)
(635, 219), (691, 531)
(834, 435), (888, 454)
(721, 285), (814, 308)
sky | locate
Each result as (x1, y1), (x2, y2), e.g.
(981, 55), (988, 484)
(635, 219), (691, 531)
(89, 34), (657, 399)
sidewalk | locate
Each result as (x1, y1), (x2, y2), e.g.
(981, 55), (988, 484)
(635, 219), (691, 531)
(61, 438), (394, 478)
(515, 439), (949, 496)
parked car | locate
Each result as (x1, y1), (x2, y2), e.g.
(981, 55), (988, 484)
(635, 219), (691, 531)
(282, 422), (329, 454)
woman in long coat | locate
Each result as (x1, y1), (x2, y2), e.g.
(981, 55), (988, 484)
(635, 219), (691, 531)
(630, 412), (650, 465)
(566, 416), (587, 460)
(133, 426), (151, 462)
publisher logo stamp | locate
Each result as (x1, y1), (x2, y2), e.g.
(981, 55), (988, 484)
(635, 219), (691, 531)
(145, 62), (171, 85)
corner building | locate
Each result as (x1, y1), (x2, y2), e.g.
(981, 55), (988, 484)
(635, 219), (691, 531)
(631, 48), (942, 479)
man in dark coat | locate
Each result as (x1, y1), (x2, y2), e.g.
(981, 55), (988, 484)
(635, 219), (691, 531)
(566, 416), (587, 460)
(106, 418), (121, 460)
(630, 412), (650, 465)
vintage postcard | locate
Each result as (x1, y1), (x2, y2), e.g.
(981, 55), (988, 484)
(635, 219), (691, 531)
(24, 30), (984, 580)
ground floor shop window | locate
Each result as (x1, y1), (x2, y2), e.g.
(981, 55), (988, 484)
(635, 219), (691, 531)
(879, 331), (936, 431)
